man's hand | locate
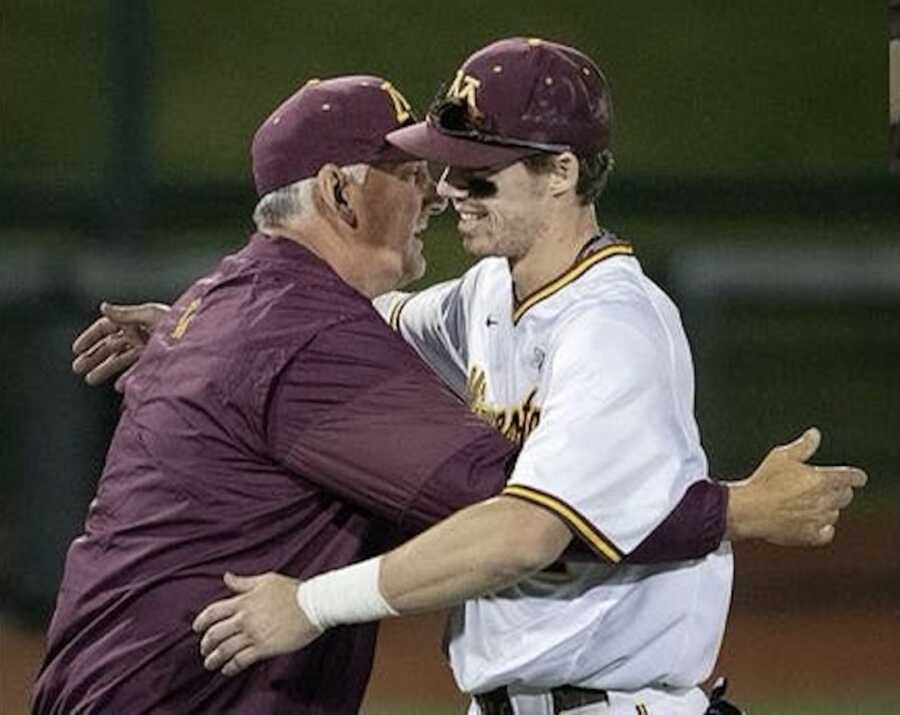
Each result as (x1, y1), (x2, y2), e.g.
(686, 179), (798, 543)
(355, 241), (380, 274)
(72, 302), (170, 386)
(192, 572), (322, 677)
(727, 427), (867, 546)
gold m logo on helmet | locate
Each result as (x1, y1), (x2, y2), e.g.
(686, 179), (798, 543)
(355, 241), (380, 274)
(380, 81), (412, 123)
(447, 70), (482, 116)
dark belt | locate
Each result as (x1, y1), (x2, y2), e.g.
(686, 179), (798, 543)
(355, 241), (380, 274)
(475, 685), (609, 715)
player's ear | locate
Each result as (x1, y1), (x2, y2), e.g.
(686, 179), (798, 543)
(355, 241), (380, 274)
(315, 164), (358, 229)
(547, 152), (579, 198)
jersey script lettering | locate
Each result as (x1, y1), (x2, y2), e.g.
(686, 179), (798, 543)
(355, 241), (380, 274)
(467, 366), (541, 446)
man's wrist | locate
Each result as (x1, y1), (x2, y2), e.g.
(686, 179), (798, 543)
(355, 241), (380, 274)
(296, 556), (398, 631)
(724, 480), (758, 542)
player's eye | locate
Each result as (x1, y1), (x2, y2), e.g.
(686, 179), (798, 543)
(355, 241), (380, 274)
(466, 177), (497, 198)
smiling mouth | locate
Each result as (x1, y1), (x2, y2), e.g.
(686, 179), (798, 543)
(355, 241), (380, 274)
(456, 206), (488, 225)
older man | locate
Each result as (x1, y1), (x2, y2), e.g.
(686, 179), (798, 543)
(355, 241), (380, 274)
(192, 40), (866, 715)
(32, 75), (522, 715)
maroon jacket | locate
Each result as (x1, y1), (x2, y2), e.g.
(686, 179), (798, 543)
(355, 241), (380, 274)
(33, 235), (516, 714)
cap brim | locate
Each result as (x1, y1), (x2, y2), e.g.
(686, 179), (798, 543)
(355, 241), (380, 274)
(372, 142), (421, 166)
(386, 121), (535, 170)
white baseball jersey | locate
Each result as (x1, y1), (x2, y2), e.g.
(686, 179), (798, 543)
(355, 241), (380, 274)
(374, 243), (733, 695)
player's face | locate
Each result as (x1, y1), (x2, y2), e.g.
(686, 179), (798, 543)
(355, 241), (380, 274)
(437, 162), (550, 260)
(359, 161), (445, 289)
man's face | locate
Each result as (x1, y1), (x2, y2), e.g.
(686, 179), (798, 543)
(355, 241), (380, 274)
(436, 161), (550, 260)
(359, 161), (445, 288)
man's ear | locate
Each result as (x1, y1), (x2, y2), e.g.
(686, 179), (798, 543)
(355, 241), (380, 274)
(315, 164), (358, 228)
(548, 152), (579, 197)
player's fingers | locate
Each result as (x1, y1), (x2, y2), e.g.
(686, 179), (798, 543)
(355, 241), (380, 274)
(85, 348), (139, 386)
(193, 596), (241, 633)
(816, 524), (836, 544)
(221, 647), (259, 677)
(200, 616), (245, 657)
(203, 632), (252, 671)
(779, 427), (821, 462)
(72, 317), (118, 355)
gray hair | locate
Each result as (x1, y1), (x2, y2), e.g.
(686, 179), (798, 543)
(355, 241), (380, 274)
(253, 163), (370, 231)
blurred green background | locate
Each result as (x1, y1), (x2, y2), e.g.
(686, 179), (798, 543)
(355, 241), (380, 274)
(1, 1), (897, 713)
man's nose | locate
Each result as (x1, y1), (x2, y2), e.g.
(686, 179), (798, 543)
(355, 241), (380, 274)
(436, 167), (468, 200)
(423, 174), (448, 216)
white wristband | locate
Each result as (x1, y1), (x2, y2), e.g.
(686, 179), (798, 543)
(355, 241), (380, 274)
(296, 556), (398, 632)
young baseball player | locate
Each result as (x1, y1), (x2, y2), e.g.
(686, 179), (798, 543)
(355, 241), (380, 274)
(192, 39), (866, 714)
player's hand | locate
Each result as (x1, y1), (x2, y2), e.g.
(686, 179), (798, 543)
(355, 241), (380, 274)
(727, 427), (867, 547)
(72, 302), (170, 386)
(193, 572), (322, 677)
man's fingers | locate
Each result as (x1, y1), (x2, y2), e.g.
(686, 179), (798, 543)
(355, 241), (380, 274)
(200, 616), (245, 657)
(72, 317), (117, 355)
(72, 335), (122, 375)
(221, 648), (260, 677)
(85, 348), (139, 386)
(203, 632), (252, 671)
(835, 487), (855, 509)
(193, 596), (241, 633)
(779, 427), (821, 462)
(815, 466), (868, 490)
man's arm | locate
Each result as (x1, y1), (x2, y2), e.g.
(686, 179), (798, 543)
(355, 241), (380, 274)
(71, 302), (863, 551)
(193, 424), (866, 677)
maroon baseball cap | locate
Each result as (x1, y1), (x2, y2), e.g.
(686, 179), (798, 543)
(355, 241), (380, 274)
(252, 75), (419, 196)
(387, 37), (612, 170)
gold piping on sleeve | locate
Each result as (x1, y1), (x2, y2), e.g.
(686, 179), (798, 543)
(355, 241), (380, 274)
(388, 295), (414, 331)
(512, 243), (634, 324)
(502, 484), (623, 563)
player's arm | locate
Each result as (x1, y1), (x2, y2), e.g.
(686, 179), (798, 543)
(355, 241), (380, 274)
(193, 493), (570, 676)
(372, 275), (470, 397)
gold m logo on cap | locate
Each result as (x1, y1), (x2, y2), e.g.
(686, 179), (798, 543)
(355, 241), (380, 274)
(380, 81), (412, 123)
(447, 70), (482, 116)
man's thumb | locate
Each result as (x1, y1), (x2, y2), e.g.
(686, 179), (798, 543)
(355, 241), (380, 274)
(224, 572), (258, 593)
(781, 427), (821, 462)
(102, 301), (171, 329)
(101, 302), (145, 325)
